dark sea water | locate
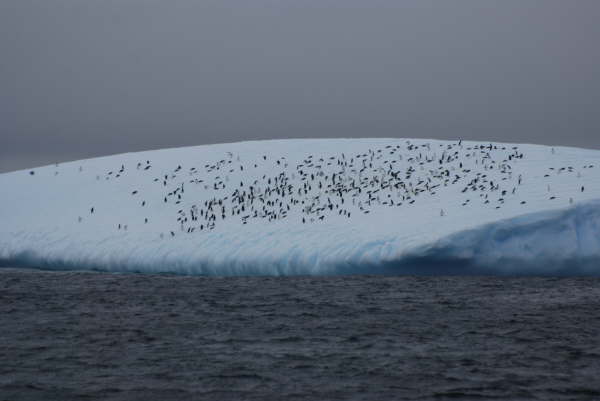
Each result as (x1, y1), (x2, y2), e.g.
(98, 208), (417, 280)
(1, 269), (600, 401)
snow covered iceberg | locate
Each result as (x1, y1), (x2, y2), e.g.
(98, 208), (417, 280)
(1, 138), (599, 276)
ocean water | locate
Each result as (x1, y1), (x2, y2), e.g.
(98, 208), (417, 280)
(1, 269), (600, 401)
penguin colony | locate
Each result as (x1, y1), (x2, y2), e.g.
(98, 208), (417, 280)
(36, 140), (593, 238)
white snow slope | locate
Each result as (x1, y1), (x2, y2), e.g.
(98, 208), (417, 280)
(1, 138), (600, 276)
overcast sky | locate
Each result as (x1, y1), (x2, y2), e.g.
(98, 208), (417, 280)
(2, 0), (599, 173)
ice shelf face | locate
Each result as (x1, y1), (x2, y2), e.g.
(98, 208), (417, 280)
(1, 138), (600, 276)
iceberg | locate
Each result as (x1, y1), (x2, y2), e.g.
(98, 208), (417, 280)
(1, 138), (599, 275)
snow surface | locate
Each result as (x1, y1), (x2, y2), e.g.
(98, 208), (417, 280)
(1, 138), (600, 276)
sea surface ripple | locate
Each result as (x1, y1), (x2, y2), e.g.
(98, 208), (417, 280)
(1, 269), (600, 400)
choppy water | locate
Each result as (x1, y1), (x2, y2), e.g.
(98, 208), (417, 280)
(1, 269), (600, 400)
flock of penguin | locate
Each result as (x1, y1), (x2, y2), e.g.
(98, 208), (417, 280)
(41, 140), (592, 238)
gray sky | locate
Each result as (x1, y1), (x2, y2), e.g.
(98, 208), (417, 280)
(2, 0), (599, 173)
